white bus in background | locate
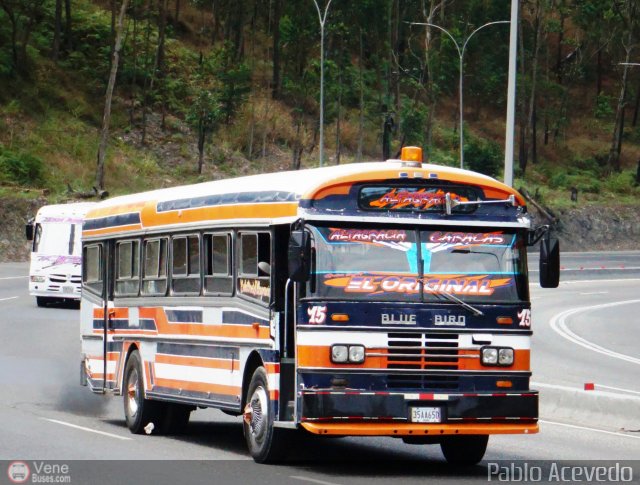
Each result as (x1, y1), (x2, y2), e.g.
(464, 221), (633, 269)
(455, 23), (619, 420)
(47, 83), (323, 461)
(26, 202), (96, 307)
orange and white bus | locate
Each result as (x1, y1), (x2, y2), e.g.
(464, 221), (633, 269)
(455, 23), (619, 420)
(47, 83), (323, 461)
(80, 147), (559, 463)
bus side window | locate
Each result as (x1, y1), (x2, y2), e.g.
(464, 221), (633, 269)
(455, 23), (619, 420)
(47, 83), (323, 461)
(83, 244), (103, 296)
(142, 238), (168, 296)
(115, 240), (140, 296)
(238, 232), (271, 304)
(204, 233), (233, 295)
(171, 235), (201, 295)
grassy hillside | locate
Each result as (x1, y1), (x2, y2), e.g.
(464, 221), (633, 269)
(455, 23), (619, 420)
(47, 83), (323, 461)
(0, 0), (639, 208)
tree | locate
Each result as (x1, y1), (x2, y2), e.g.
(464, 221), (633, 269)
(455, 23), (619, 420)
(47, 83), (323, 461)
(607, 0), (638, 172)
(186, 45), (249, 174)
(96, 0), (130, 191)
(52, 0), (62, 61)
(0, 0), (44, 75)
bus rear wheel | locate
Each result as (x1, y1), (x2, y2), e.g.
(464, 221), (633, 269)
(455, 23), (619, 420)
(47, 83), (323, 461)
(440, 435), (488, 466)
(124, 350), (161, 434)
(243, 367), (286, 463)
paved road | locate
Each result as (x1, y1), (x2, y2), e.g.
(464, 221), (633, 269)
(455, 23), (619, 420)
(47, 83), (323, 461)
(1, 255), (639, 484)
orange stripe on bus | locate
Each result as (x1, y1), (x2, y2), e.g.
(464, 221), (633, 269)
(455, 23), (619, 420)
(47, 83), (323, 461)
(264, 362), (280, 374)
(301, 422), (538, 436)
(93, 307), (130, 319)
(302, 169), (526, 206)
(297, 346), (530, 372)
(155, 354), (235, 370)
(138, 307), (271, 340)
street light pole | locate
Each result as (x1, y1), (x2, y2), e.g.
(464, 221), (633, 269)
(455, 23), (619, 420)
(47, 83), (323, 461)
(411, 21), (509, 170)
(311, 0), (333, 167)
(504, 0), (519, 187)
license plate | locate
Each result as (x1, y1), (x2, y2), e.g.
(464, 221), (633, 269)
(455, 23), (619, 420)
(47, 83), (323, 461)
(62, 285), (74, 294)
(410, 406), (442, 423)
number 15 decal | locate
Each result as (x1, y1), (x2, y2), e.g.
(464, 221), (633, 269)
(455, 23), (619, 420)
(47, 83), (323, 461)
(518, 309), (531, 328)
(307, 305), (327, 324)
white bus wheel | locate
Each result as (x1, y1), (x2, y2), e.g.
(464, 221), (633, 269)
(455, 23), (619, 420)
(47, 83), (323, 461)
(243, 366), (286, 463)
(123, 350), (161, 434)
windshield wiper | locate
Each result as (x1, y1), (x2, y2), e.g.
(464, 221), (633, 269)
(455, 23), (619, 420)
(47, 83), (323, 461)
(418, 258), (484, 317)
(430, 290), (485, 317)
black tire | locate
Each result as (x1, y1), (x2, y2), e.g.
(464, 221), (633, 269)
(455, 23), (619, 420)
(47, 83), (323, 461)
(123, 350), (162, 434)
(36, 297), (51, 307)
(243, 367), (286, 463)
(159, 403), (193, 435)
(440, 435), (489, 466)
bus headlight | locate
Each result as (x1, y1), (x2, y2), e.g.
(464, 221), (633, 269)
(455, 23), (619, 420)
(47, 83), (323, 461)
(481, 347), (498, 365)
(331, 344), (365, 364)
(348, 345), (365, 364)
(498, 348), (514, 366)
(481, 347), (514, 366)
(30, 275), (45, 283)
(331, 345), (349, 363)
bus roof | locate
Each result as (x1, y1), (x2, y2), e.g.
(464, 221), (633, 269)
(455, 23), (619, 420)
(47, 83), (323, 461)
(36, 202), (97, 223)
(83, 161), (527, 238)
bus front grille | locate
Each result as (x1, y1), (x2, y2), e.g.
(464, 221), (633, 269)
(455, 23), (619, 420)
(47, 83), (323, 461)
(386, 332), (460, 371)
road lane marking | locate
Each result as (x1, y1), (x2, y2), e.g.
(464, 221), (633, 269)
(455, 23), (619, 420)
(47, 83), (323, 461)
(0, 296), (19, 302)
(560, 278), (640, 285)
(579, 291), (608, 296)
(291, 477), (343, 485)
(0, 276), (28, 280)
(532, 382), (640, 402)
(595, 384), (640, 397)
(540, 420), (640, 441)
(41, 418), (133, 441)
(549, 299), (640, 366)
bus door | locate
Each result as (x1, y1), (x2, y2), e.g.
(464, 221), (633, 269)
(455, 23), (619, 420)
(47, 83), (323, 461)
(81, 240), (114, 393)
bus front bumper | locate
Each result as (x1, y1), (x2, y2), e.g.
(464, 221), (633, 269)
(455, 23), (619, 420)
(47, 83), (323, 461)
(299, 390), (538, 436)
(301, 422), (538, 436)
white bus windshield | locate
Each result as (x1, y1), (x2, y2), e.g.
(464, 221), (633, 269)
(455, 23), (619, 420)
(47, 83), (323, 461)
(34, 222), (82, 256)
(307, 225), (528, 304)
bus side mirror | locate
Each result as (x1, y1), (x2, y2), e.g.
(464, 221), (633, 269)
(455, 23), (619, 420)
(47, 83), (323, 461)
(288, 230), (311, 283)
(539, 237), (560, 288)
(25, 219), (34, 241)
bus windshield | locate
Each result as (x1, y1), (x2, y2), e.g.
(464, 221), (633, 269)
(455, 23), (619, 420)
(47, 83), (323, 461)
(35, 222), (81, 257)
(307, 225), (528, 304)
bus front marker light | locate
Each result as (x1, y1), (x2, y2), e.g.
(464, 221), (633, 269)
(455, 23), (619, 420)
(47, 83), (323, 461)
(331, 345), (349, 363)
(481, 347), (498, 365)
(30, 275), (45, 283)
(348, 345), (365, 364)
(498, 348), (514, 366)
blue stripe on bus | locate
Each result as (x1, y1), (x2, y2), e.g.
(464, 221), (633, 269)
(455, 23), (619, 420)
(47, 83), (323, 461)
(151, 386), (239, 407)
(156, 191), (298, 213)
(165, 309), (203, 323)
(156, 342), (238, 359)
(84, 212), (141, 231)
(222, 310), (269, 326)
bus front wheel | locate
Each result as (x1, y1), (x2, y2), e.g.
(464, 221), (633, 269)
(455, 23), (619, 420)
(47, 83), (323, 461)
(243, 366), (286, 463)
(440, 435), (488, 466)
(123, 350), (161, 434)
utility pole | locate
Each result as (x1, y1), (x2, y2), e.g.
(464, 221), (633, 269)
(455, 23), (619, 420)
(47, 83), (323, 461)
(504, 0), (519, 187)
(311, 0), (333, 167)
